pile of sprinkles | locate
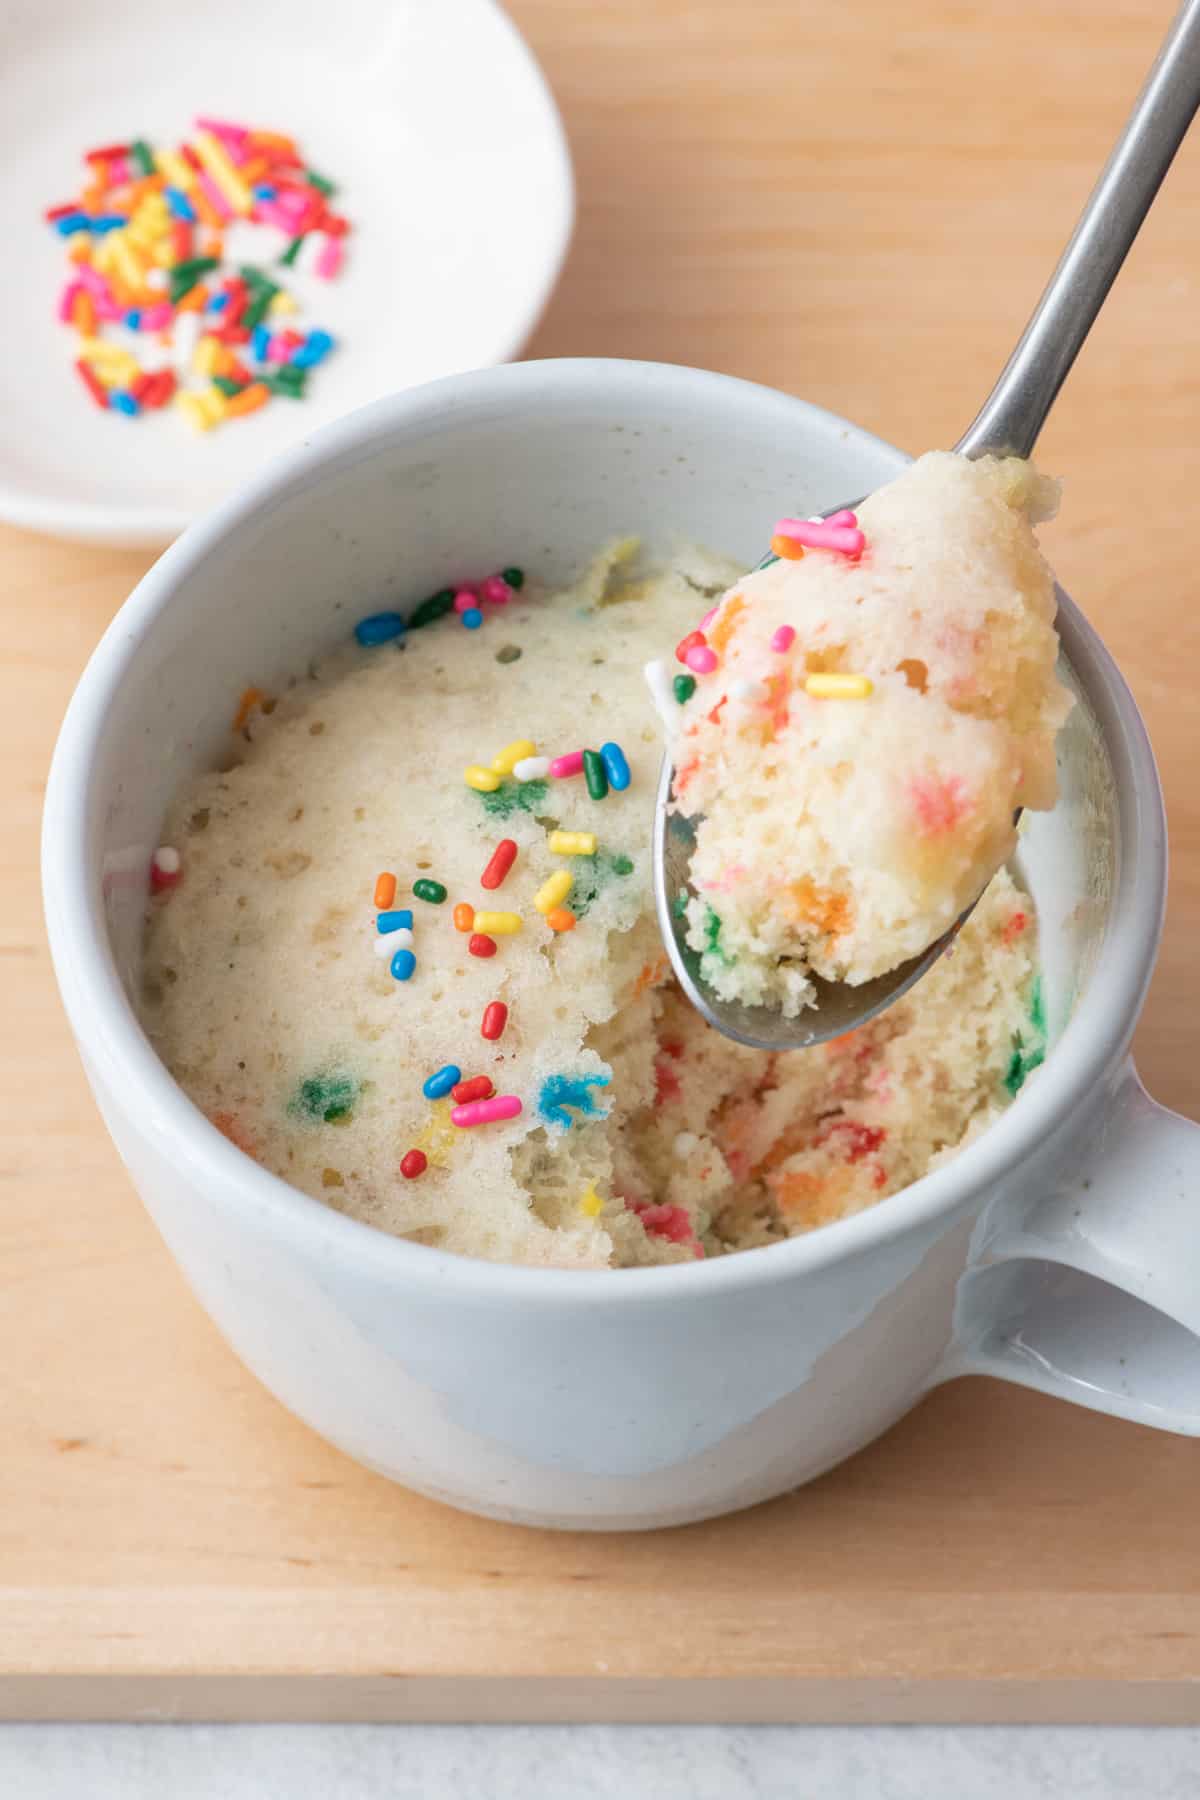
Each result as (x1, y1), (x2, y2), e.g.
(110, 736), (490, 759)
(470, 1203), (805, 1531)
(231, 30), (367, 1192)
(46, 117), (347, 428)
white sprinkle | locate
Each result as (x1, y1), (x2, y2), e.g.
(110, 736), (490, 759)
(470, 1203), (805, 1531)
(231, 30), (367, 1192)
(674, 1132), (700, 1159)
(383, 925), (414, 948)
(731, 678), (768, 703)
(644, 658), (677, 729)
(513, 755), (551, 783)
(172, 310), (201, 375)
(153, 846), (181, 874)
(372, 935), (395, 959)
(144, 267), (169, 292)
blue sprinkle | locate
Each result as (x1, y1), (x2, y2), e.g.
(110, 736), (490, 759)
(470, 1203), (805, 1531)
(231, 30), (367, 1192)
(390, 948), (416, 981)
(376, 909), (414, 934)
(537, 1072), (611, 1132)
(89, 213), (128, 233)
(600, 742), (631, 791)
(355, 611), (406, 647)
(208, 291), (230, 314)
(461, 608), (484, 630)
(164, 186), (196, 221)
(109, 390), (140, 417)
(124, 308), (141, 329)
(53, 211), (91, 236)
(423, 1063), (462, 1100)
(291, 329), (335, 370)
(251, 324), (271, 363)
(252, 183), (278, 201)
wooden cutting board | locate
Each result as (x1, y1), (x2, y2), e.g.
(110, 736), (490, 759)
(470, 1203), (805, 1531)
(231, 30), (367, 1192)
(6, 0), (1200, 1724)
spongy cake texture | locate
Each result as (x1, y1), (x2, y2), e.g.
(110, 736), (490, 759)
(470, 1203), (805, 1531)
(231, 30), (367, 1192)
(140, 541), (1045, 1268)
(662, 453), (1072, 1015)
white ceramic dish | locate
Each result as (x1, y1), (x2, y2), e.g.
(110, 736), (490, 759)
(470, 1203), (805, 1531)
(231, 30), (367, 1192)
(0, 0), (572, 547)
(42, 360), (1200, 1530)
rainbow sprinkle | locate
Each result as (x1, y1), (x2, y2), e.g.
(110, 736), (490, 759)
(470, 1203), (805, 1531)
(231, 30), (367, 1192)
(47, 117), (348, 427)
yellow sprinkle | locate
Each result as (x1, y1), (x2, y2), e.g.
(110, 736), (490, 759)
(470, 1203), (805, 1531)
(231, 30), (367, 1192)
(193, 130), (254, 215)
(804, 673), (874, 700)
(107, 230), (146, 292)
(78, 339), (138, 384)
(534, 870), (573, 915)
(464, 765), (502, 793)
(491, 738), (537, 776)
(176, 392), (215, 433)
(578, 1182), (605, 1219)
(413, 1099), (457, 1170)
(548, 831), (597, 857)
(268, 290), (300, 317)
(472, 910), (523, 935)
(193, 334), (222, 378)
(197, 386), (228, 424)
(155, 148), (197, 191)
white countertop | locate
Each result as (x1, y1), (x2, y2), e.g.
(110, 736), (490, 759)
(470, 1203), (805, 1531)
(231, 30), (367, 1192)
(4, 1725), (1200, 1797)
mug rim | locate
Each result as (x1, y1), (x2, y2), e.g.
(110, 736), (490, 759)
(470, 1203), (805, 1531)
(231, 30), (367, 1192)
(41, 357), (1167, 1305)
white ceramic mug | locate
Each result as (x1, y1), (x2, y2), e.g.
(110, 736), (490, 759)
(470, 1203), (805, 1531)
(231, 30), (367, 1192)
(42, 360), (1200, 1530)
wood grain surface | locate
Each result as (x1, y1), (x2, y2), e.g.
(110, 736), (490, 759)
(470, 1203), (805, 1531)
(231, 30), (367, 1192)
(5, 0), (1200, 1723)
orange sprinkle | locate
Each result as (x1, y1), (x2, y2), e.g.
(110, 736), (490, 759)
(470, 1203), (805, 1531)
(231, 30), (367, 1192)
(239, 155), (271, 184)
(633, 953), (670, 997)
(770, 533), (807, 562)
(707, 592), (747, 657)
(68, 238), (92, 265)
(70, 288), (97, 335)
(209, 1110), (257, 1158)
(174, 281), (209, 314)
(128, 173), (167, 199)
(192, 186), (223, 229)
(1000, 910), (1028, 946)
(374, 871), (397, 909)
(776, 879), (853, 939)
(546, 907), (576, 933)
(453, 902), (475, 932)
(249, 130), (299, 156)
(225, 381), (270, 418)
(232, 685), (267, 732)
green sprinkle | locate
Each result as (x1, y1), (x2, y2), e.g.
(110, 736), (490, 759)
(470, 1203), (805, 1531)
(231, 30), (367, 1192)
(501, 566), (525, 590)
(583, 748), (608, 801)
(611, 854), (634, 876)
(239, 265), (273, 290)
(130, 139), (155, 177)
(478, 778), (550, 820)
(171, 255), (220, 282)
(280, 235), (306, 268)
(289, 1071), (359, 1125)
(413, 878), (447, 905)
(672, 891), (689, 919)
(305, 168), (335, 196)
(243, 285), (280, 331)
(265, 368), (308, 399)
(570, 851), (635, 918)
(673, 674), (696, 704)
(408, 589), (456, 629)
(496, 644), (522, 664)
(212, 376), (247, 397)
(1029, 974), (1045, 1036)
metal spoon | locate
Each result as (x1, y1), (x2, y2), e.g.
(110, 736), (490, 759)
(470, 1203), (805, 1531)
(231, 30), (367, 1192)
(654, 0), (1200, 1053)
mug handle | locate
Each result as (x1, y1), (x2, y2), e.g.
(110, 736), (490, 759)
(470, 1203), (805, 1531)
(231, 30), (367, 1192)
(935, 1060), (1200, 1433)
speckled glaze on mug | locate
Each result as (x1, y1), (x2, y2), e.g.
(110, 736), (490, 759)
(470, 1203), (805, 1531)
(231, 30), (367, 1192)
(42, 361), (1200, 1529)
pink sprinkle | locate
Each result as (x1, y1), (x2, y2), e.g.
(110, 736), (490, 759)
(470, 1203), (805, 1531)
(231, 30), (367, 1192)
(771, 625), (796, 653)
(631, 1200), (703, 1255)
(108, 155), (131, 185)
(453, 588), (478, 613)
(698, 607), (718, 630)
(910, 774), (970, 836)
(254, 199), (293, 233)
(139, 302), (173, 331)
(549, 750), (584, 779)
(314, 236), (344, 280)
(824, 510), (858, 527)
(75, 263), (112, 299)
(685, 645), (718, 674)
(265, 334), (292, 365)
(480, 574), (512, 605)
(197, 171), (233, 222)
(57, 281), (83, 323)
(773, 515), (865, 557)
(274, 190), (310, 225)
(94, 294), (125, 322)
(451, 1094), (524, 1128)
(195, 116), (251, 149)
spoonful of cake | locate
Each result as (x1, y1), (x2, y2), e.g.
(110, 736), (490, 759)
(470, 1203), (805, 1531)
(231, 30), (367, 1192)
(651, 0), (1200, 1051)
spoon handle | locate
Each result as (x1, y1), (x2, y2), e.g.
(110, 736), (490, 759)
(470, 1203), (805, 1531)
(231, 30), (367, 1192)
(956, 0), (1200, 461)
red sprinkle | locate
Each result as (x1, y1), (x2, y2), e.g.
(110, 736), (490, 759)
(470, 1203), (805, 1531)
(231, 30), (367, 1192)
(675, 629), (708, 664)
(84, 142), (131, 163)
(1001, 910), (1028, 946)
(452, 1075), (494, 1105)
(75, 359), (110, 410)
(468, 933), (497, 958)
(400, 1149), (428, 1180)
(480, 838), (518, 890)
(481, 1001), (508, 1041)
(44, 201), (80, 222)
